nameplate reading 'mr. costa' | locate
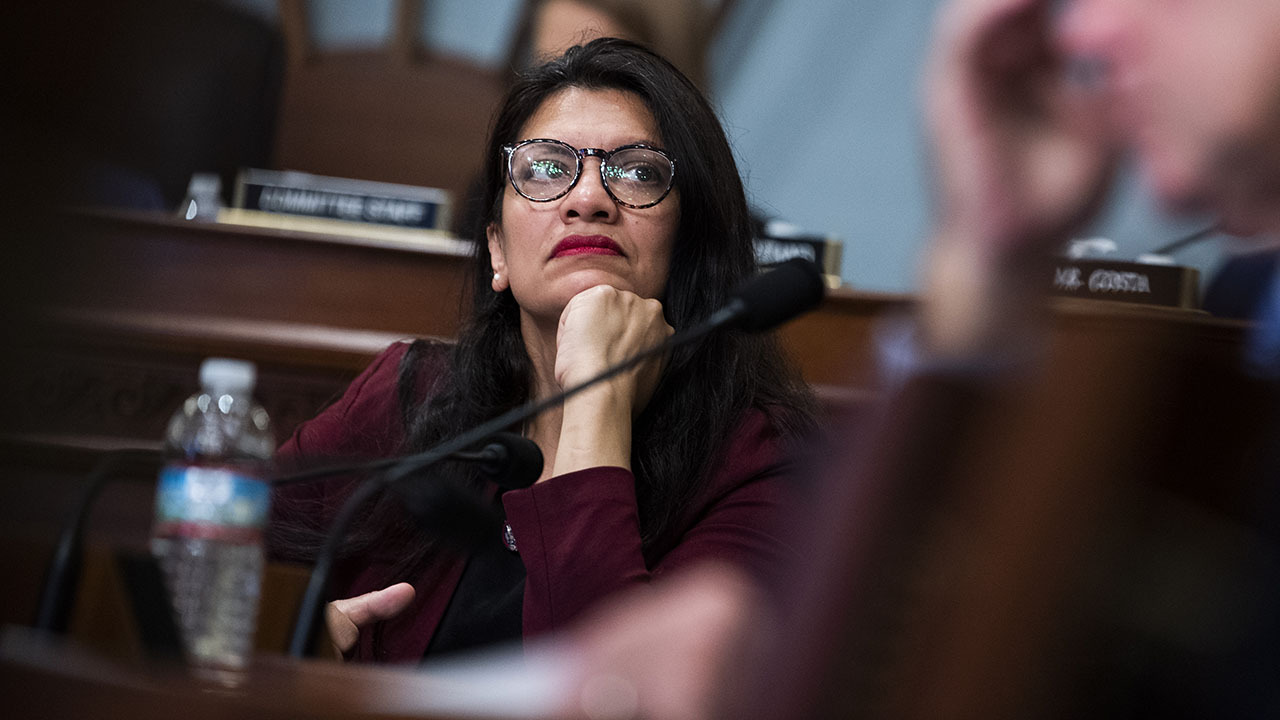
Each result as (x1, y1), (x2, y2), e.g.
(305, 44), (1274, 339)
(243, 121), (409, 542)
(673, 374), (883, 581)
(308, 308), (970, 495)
(1050, 258), (1200, 309)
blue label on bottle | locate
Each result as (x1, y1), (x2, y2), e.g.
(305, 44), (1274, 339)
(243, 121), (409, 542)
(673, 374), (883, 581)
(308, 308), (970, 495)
(154, 465), (270, 536)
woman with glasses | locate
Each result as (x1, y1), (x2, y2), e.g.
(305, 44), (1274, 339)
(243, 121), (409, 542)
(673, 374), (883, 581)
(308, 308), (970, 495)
(272, 37), (815, 662)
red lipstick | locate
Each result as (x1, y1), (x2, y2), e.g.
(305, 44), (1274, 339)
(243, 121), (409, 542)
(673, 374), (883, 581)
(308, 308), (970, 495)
(551, 235), (624, 259)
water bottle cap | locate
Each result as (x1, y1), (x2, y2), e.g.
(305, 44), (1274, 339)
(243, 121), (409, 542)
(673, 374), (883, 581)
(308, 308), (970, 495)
(199, 357), (257, 394)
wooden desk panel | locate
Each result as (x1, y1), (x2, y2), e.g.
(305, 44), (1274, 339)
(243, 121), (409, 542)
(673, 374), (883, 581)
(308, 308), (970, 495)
(9, 207), (471, 340)
(2, 624), (557, 720)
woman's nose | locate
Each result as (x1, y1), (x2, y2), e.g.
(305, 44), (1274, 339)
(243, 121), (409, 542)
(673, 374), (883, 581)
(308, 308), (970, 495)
(560, 157), (618, 221)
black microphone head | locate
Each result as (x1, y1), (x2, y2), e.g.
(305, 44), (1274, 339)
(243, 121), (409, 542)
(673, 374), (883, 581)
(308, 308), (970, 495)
(390, 478), (501, 552)
(478, 432), (543, 490)
(729, 258), (826, 332)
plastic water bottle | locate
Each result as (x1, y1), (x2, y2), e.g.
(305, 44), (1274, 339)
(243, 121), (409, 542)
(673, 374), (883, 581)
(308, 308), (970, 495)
(151, 358), (274, 684)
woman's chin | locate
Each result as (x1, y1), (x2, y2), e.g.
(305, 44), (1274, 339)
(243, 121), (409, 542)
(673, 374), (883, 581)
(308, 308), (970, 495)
(556, 269), (637, 298)
(514, 277), (630, 323)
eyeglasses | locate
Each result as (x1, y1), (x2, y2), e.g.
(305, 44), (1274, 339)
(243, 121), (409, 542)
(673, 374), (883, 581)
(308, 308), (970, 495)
(502, 138), (676, 209)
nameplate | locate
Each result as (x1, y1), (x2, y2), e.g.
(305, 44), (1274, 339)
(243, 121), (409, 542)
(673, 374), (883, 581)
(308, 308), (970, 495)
(755, 234), (844, 287)
(232, 169), (452, 231)
(1050, 259), (1200, 309)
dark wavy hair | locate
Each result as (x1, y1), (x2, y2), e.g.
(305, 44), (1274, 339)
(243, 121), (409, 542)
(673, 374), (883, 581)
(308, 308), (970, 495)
(385, 38), (814, 568)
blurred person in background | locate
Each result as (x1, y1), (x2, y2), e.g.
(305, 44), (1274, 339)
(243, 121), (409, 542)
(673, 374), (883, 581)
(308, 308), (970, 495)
(508, 0), (714, 87)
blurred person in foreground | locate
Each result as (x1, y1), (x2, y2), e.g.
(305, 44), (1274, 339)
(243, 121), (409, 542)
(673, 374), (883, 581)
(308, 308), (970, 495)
(551, 0), (1280, 717)
(270, 37), (815, 663)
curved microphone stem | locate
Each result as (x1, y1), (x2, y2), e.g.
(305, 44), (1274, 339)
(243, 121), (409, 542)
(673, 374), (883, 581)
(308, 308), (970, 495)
(285, 441), (458, 657)
(286, 476), (376, 657)
(35, 448), (164, 633)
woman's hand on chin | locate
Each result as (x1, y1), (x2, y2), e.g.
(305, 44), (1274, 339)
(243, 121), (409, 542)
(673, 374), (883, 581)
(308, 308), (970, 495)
(554, 284), (673, 413)
(549, 285), (673, 478)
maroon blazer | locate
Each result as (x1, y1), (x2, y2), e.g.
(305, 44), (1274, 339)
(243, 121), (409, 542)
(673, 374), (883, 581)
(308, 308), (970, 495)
(273, 342), (796, 662)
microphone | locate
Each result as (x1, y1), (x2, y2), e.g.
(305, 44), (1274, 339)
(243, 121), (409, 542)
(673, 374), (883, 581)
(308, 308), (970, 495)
(390, 432), (543, 547)
(444, 431), (544, 490)
(285, 258), (824, 656)
(711, 257), (828, 332)
(387, 479), (502, 555)
(389, 433), (542, 549)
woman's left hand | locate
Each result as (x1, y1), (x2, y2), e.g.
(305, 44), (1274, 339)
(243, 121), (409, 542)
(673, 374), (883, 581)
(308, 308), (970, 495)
(550, 285), (673, 477)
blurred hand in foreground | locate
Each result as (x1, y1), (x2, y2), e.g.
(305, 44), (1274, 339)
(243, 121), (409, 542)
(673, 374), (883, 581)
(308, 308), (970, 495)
(922, 0), (1118, 357)
(558, 563), (761, 720)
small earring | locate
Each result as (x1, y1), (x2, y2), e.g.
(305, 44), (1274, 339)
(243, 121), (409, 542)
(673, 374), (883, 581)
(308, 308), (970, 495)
(493, 272), (500, 280)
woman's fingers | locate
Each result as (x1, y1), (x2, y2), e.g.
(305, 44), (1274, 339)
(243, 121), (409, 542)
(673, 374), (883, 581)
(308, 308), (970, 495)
(555, 285), (673, 397)
(325, 582), (416, 659)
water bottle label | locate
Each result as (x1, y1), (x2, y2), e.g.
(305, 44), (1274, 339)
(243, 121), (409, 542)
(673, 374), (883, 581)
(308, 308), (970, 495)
(154, 465), (271, 543)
